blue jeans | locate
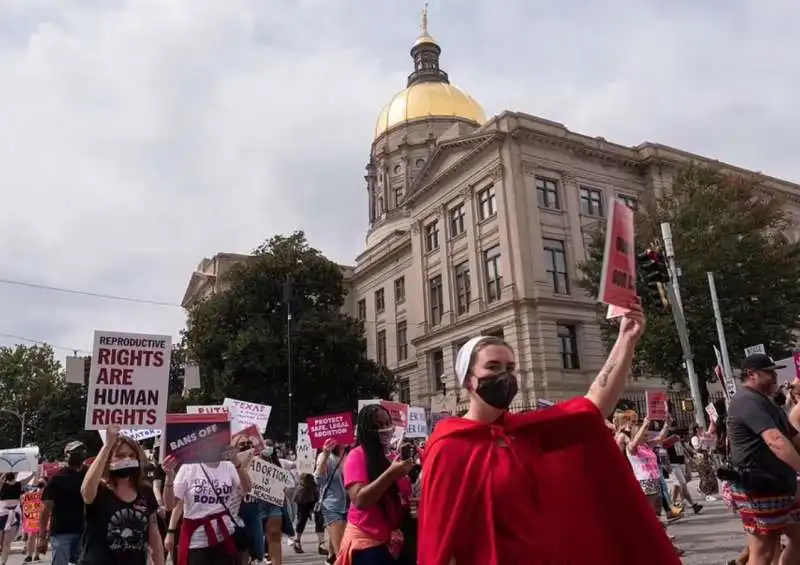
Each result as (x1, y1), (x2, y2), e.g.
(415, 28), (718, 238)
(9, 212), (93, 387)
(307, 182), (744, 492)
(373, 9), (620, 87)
(52, 533), (81, 565)
(239, 501), (267, 561)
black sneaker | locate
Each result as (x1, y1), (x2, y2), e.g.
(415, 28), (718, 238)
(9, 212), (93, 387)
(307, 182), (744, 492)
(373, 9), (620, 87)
(24, 557), (32, 563)
(692, 503), (703, 514)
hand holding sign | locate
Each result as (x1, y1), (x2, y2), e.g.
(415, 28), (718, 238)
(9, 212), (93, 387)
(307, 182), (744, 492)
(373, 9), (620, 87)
(618, 301), (646, 341)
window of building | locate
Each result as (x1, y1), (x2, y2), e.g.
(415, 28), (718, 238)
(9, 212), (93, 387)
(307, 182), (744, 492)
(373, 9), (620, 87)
(483, 246), (502, 303)
(398, 377), (411, 404)
(543, 239), (570, 294)
(536, 177), (560, 209)
(430, 348), (445, 393)
(376, 329), (387, 366)
(454, 261), (471, 315)
(394, 277), (405, 304)
(477, 186), (496, 220)
(357, 299), (366, 321)
(429, 275), (443, 326)
(557, 324), (580, 369)
(450, 203), (466, 237)
(375, 288), (385, 313)
(396, 321), (408, 362)
(424, 221), (440, 252)
(579, 187), (604, 217)
(394, 185), (403, 206)
(618, 194), (638, 210)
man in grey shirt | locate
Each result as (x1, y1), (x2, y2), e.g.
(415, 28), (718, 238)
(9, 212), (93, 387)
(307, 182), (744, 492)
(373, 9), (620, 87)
(728, 353), (800, 564)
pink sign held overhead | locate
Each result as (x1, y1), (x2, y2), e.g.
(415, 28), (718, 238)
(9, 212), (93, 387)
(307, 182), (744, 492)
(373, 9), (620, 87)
(380, 401), (409, 429)
(646, 390), (668, 421)
(598, 199), (639, 309)
(306, 412), (354, 450)
(793, 352), (800, 380)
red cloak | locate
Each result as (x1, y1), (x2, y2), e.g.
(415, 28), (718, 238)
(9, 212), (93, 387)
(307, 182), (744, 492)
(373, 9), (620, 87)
(418, 397), (682, 565)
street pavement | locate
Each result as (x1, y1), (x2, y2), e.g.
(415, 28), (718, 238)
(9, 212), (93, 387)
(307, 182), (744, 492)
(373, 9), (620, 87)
(4, 495), (746, 564)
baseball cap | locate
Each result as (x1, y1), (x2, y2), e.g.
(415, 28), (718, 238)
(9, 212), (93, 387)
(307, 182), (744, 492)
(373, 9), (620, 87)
(742, 353), (786, 372)
(64, 441), (85, 455)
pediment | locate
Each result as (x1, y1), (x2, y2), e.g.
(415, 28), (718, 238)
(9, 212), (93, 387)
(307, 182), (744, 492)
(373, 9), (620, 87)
(407, 131), (504, 198)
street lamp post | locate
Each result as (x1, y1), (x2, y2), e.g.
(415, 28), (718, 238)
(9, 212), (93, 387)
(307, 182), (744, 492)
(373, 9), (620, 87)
(0, 409), (24, 447)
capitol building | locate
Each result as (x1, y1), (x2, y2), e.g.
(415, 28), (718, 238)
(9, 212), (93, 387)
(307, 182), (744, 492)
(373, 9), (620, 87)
(183, 15), (800, 411)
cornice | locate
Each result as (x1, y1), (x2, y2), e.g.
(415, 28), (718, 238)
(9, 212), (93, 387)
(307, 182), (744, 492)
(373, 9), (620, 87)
(405, 131), (506, 204)
(511, 128), (643, 171)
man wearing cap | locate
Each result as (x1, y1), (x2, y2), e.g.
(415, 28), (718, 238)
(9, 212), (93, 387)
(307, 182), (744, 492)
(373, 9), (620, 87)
(38, 441), (87, 565)
(728, 353), (800, 564)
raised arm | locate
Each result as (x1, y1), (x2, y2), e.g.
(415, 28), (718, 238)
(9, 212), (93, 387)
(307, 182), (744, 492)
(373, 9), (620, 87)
(586, 304), (646, 417)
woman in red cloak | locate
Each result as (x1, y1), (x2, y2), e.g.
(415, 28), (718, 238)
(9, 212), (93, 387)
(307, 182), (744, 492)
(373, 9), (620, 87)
(418, 305), (683, 565)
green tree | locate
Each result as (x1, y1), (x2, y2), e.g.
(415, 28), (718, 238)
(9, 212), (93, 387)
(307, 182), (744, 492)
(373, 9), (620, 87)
(578, 164), (800, 389)
(0, 344), (98, 457)
(184, 231), (396, 441)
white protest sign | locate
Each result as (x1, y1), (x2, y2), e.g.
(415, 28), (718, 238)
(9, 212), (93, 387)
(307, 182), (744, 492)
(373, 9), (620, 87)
(223, 398), (272, 433)
(248, 458), (290, 506)
(186, 405), (235, 416)
(705, 403), (718, 424)
(406, 407), (428, 438)
(295, 423), (316, 476)
(65, 356), (86, 384)
(85, 331), (171, 431)
(745, 344), (766, 356)
(98, 428), (162, 444)
(0, 447), (39, 474)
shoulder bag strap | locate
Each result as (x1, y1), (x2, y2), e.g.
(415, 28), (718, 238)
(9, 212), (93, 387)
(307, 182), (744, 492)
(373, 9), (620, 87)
(199, 464), (238, 524)
(319, 455), (344, 501)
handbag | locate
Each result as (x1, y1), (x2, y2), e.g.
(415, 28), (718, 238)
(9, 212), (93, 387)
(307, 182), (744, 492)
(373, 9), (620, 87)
(314, 455), (344, 514)
(199, 464), (250, 552)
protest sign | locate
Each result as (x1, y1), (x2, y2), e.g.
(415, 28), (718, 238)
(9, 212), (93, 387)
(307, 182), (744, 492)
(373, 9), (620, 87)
(40, 462), (62, 478)
(381, 401), (409, 429)
(597, 199), (637, 309)
(98, 428), (162, 444)
(248, 457), (290, 506)
(223, 398), (272, 433)
(406, 407), (428, 438)
(186, 405), (232, 416)
(307, 412), (354, 449)
(295, 423), (315, 475)
(705, 402), (718, 424)
(21, 489), (42, 532)
(430, 412), (450, 432)
(162, 413), (231, 464)
(0, 447), (39, 473)
(357, 399), (381, 414)
(794, 352), (800, 381)
(85, 331), (171, 430)
(646, 391), (668, 421)
(231, 424), (266, 453)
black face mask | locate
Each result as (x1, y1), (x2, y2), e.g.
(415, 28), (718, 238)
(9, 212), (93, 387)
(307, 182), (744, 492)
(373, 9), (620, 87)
(109, 467), (137, 479)
(474, 372), (518, 410)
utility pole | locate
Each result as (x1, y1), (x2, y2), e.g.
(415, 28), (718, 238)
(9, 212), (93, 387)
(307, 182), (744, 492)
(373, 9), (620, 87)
(660, 223), (706, 428)
(284, 274), (294, 447)
(707, 272), (735, 391)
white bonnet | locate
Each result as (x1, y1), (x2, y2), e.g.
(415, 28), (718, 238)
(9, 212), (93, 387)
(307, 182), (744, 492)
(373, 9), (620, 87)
(455, 336), (493, 387)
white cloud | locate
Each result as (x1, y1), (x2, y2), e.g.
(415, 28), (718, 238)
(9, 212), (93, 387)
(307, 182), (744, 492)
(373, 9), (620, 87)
(0, 0), (797, 355)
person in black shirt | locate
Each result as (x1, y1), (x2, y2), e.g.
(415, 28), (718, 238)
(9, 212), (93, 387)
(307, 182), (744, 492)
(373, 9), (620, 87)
(79, 426), (164, 565)
(665, 427), (702, 515)
(40, 441), (87, 565)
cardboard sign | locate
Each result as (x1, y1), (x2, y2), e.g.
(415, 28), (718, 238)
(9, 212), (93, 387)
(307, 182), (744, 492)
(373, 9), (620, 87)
(598, 199), (638, 309)
(162, 413), (231, 464)
(662, 435), (681, 449)
(85, 331), (171, 430)
(0, 447), (39, 473)
(98, 428), (162, 444)
(21, 490), (42, 531)
(295, 423), (316, 475)
(646, 391), (668, 421)
(381, 401), (409, 429)
(745, 344), (766, 357)
(307, 412), (354, 449)
(222, 398), (272, 433)
(247, 457), (290, 506)
(406, 407), (428, 439)
(186, 405), (231, 415)
(231, 424), (266, 454)
(705, 402), (718, 423)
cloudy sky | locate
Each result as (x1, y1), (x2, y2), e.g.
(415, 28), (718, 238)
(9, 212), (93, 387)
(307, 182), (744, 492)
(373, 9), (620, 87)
(0, 0), (796, 357)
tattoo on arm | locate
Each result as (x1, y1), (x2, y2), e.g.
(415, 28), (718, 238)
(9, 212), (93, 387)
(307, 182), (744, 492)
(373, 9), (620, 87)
(596, 361), (616, 388)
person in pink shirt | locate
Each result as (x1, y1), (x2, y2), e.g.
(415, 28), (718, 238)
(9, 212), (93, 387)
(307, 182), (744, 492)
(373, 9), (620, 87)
(336, 404), (413, 565)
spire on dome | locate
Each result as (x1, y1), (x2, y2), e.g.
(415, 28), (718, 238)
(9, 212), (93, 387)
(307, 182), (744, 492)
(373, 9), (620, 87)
(407, 3), (448, 87)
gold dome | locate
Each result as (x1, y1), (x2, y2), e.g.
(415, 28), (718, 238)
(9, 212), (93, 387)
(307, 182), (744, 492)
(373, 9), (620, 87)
(374, 82), (486, 140)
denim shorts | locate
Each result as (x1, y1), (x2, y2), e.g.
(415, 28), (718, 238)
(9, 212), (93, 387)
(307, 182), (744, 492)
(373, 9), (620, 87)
(263, 502), (284, 519)
(322, 508), (347, 526)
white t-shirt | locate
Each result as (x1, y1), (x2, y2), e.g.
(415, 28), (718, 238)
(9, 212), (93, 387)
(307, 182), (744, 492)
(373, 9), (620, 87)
(174, 462), (241, 549)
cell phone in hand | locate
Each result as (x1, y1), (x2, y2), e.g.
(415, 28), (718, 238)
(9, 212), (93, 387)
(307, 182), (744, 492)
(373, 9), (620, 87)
(400, 443), (415, 461)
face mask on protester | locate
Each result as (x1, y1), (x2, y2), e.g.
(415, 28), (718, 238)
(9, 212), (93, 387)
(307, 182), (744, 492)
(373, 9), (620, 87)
(473, 372), (519, 410)
(377, 428), (395, 447)
(263, 446), (274, 457)
(108, 458), (140, 479)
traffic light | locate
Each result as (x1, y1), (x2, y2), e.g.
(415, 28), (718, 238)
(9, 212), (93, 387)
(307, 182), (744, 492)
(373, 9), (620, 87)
(637, 249), (670, 307)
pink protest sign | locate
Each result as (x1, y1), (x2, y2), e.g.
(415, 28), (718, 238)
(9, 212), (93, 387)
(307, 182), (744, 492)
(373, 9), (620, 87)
(306, 412), (354, 450)
(381, 401), (409, 428)
(793, 352), (800, 380)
